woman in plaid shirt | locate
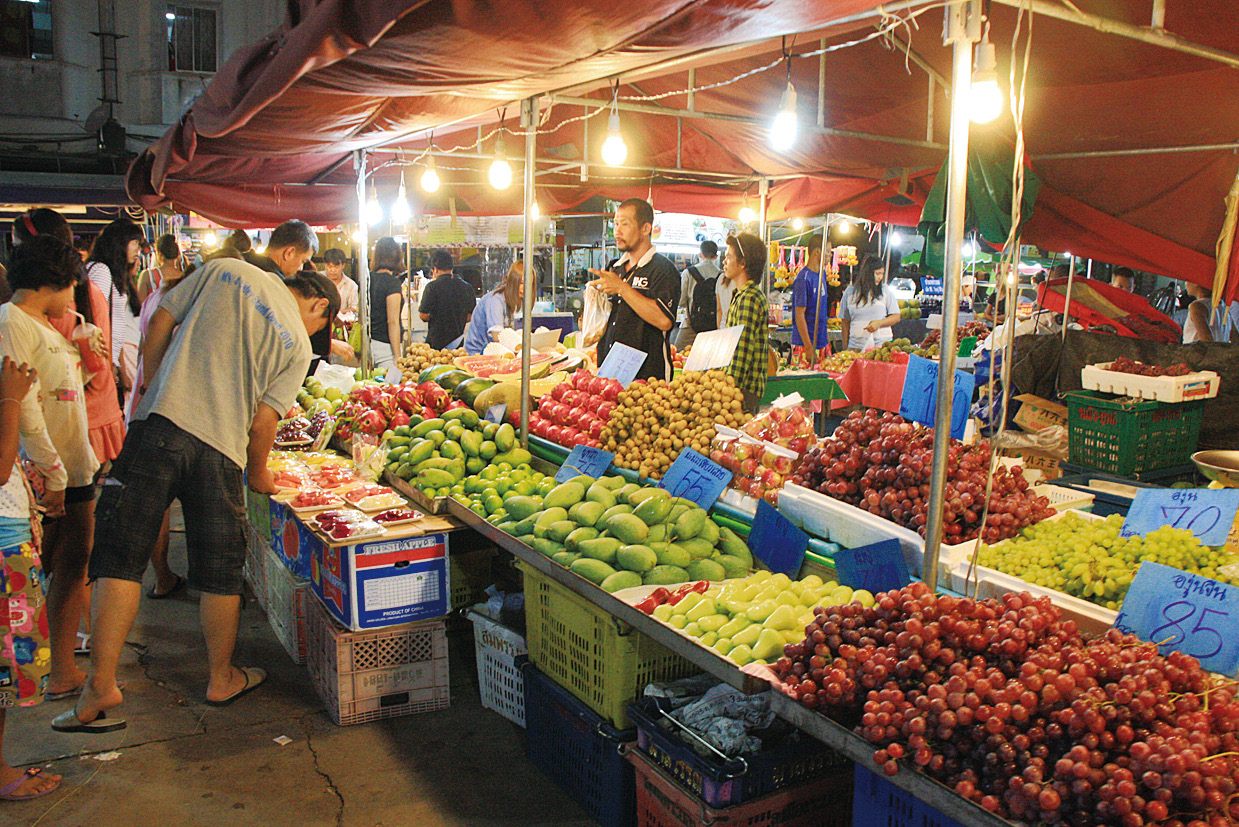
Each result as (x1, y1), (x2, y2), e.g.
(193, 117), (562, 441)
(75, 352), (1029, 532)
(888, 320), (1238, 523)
(723, 233), (769, 412)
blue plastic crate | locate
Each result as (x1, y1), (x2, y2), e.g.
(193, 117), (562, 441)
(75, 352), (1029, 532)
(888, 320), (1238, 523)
(852, 766), (965, 827)
(522, 663), (636, 827)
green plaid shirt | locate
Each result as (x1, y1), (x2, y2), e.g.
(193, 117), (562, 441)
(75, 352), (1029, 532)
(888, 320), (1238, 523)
(726, 280), (769, 399)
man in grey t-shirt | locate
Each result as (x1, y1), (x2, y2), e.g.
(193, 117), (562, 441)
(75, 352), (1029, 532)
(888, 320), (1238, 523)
(58, 221), (329, 734)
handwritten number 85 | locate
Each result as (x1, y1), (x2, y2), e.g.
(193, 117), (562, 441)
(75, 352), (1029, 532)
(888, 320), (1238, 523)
(1149, 601), (1228, 660)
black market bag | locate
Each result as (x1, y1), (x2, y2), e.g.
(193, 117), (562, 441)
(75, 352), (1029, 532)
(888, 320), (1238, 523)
(687, 266), (718, 333)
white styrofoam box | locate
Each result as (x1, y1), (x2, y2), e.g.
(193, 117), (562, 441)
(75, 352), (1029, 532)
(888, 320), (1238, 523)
(1081, 362), (1220, 403)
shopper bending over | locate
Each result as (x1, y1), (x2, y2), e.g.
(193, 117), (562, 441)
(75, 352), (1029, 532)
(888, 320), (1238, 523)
(839, 257), (900, 352)
(723, 233), (770, 412)
(55, 220), (325, 733)
(465, 260), (524, 355)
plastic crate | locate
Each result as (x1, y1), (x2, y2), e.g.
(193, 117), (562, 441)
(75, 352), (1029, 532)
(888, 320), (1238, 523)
(522, 662), (636, 827)
(1081, 362), (1220, 403)
(305, 595), (450, 726)
(852, 766), (963, 827)
(263, 545), (308, 664)
(1065, 390), (1204, 476)
(467, 609), (526, 727)
(629, 748), (852, 827)
(518, 560), (697, 730)
(1054, 472), (1158, 517)
(1032, 483), (1095, 513)
(629, 696), (847, 808)
(450, 547), (497, 610)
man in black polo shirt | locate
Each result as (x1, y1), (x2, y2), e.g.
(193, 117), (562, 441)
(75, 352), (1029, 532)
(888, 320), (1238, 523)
(590, 198), (679, 381)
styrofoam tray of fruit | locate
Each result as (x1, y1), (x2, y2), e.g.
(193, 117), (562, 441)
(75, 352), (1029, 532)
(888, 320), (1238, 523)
(1081, 361), (1220, 403)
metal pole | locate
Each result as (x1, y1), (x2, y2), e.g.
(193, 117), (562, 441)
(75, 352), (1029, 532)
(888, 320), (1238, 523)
(926, 75), (935, 142)
(817, 39), (826, 128)
(520, 96), (538, 447)
(1061, 254), (1077, 344)
(923, 2), (978, 591)
(405, 231), (414, 355)
(759, 178), (770, 295)
(810, 213), (829, 360)
(354, 149), (372, 372)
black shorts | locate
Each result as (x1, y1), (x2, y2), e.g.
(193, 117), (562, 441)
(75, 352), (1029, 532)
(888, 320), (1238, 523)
(64, 483), (98, 505)
(89, 415), (247, 595)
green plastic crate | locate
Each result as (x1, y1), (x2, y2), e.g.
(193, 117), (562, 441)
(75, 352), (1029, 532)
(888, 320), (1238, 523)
(1065, 390), (1204, 477)
(517, 561), (696, 730)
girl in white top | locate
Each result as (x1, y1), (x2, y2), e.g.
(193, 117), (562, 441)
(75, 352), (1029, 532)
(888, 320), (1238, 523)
(839, 258), (902, 351)
(85, 220), (145, 402)
(1183, 283), (1215, 344)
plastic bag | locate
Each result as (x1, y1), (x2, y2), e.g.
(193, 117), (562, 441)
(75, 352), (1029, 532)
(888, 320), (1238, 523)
(579, 283), (611, 347)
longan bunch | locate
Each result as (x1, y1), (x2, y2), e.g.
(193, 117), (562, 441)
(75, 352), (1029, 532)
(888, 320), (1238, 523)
(601, 370), (746, 479)
(397, 342), (466, 375)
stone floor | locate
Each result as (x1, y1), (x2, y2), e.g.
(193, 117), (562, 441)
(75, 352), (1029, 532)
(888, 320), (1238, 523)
(7, 519), (590, 827)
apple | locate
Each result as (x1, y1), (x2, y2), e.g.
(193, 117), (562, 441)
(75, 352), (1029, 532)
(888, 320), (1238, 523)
(739, 457), (759, 478)
(709, 449), (727, 465)
(761, 468), (784, 488)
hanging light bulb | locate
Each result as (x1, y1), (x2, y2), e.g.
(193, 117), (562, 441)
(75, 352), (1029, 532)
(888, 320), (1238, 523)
(769, 81), (798, 152)
(364, 180), (383, 226)
(890, 231), (903, 248)
(791, 217), (805, 231)
(202, 231), (217, 248)
(420, 156), (441, 194)
(488, 135), (513, 190)
(738, 206), (756, 224)
(600, 99), (628, 167)
(530, 201), (541, 221)
(391, 170), (412, 224)
(968, 26), (1003, 124)
(351, 229), (366, 243)
(963, 240), (977, 257)
(836, 219), (853, 235)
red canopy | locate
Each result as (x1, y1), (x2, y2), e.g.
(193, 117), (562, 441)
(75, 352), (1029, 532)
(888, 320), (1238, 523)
(127, 0), (1239, 297)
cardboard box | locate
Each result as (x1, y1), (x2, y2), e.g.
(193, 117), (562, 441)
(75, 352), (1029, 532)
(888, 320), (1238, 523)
(311, 523), (451, 631)
(1013, 393), (1068, 433)
(268, 499), (322, 580)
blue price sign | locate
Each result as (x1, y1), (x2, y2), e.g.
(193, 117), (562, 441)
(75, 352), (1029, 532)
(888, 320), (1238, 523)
(597, 342), (647, 387)
(484, 404), (507, 424)
(658, 448), (732, 510)
(1121, 488), (1239, 547)
(834, 539), (910, 594)
(1114, 561), (1239, 676)
(555, 445), (615, 483)
(898, 354), (974, 439)
(747, 500), (809, 576)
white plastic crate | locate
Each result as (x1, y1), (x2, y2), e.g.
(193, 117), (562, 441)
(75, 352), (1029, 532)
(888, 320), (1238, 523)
(1081, 362), (1220, 403)
(244, 525), (268, 613)
(1033, 483), (1095, 513)
(263, 545), (309, 664)
(467, 609), (527, 727)
(305, 595), (450, 726)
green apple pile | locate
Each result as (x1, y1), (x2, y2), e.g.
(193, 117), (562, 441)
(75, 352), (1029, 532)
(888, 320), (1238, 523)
(384, 413), (531, 497)
(487, 473), (754, 593)
(653, 571), (874, 666)
(298, 375), (347, 415)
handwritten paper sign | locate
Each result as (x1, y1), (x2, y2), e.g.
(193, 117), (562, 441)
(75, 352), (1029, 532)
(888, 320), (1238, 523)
(834, 539), (910, 594)
(555, 445), (615, 483)
(898, 354), (974, 440)
(657, 448), (732, 510)
(1114, 561), (1239, 676)
(747, 500), (809, 576)
(597, 343), (647, 387)
(1121, 488), (1239, 547)
(683, 326), (743, 372)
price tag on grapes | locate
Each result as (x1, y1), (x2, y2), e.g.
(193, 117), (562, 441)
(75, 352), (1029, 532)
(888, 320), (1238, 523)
(1114, 561), (1239, 676)
(1120, 488), (1239, 547)
(748, 499), (809, 576)
(555, 445), (615, 483)
(658, 448), (732, 510)
(834, 539), (910, 594)
(597, 343), (647, 388)
(898, 354), (974, 440)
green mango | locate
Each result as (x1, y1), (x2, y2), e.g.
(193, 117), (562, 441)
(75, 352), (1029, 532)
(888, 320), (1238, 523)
(697, 518), (720, 547)
(495, 423), (516, 452)
(416, 468), (456, 489)
(442, 407), (480, 428)
(666, 503), (691, 525)
(568, 500), (605, 527)
(600, 571), (643, 594)
(615, 544), (658, 574)
(643, 565), (691, 586)
(405, 440), (435, 465)
(411, 418), (445, 438)
(718, 527), (754, 566)
(678, 538), (715, 560)
(565, 526), (599, 552)
(596, 475), (626, 490)
(578, 537), (621, 565)
(674, 508), (707, 541)
(504, 495), (543, 522)
(633, 495), (672, 525)
(686, 559), (726, 582)
(460, 430), (483, 457)
(493, 448), (533, 466)
(615, 483), (641, 503)
(585, 483), (617, 509)
(598, 504), (633, 526)
(627, 488), (668, 507)
(654, 543), (692, 568)
(646, 523), (668, 544)
(530, 538), (563, 558)
(482, 422), (499, 441)
(512, 516), (538, 537)
(479, 440), (497, 460)
(533, 507), (569, 539)
(546, 520), (578, 544)
(570, 558), (617, 586)
(551, 551), (582, 567)
(495, 520), (519, 534)
(605, 513), (649, 545)
(714, 554), (751, 579)
(564, 475), (597, 489)
(544, 481), (586, 510)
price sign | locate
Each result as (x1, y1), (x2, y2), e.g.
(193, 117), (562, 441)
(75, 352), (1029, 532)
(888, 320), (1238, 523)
(1114, 562), (1239, 676)
(682, 326), (743, 372)
(484, 404), (507, 424)
(1121, 488), (1239, 547)
(747, 500), (809, 576)
(597, 343), (647, 387)
(657, 448), (732, 510)
(555, 445), (615, 483)
(834, 539), (910, 594)
(898, 354), (974, 439)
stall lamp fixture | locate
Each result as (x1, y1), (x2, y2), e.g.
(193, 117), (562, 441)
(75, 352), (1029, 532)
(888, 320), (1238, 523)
(836, 219), (853, 235)
(890, 231), (903, 248)
(600, 101), (628, 167)
(738, 206), (757, 224)
(165, 11), (175, 20)
(419, 156), (441, 194)
(968, 27), (1003, 124)
(391, 171), (412, 224)
(202, 231), (217, 248)
(351, 229), (366, 243)
(530, 201), (541, 221)
(488, 136), (513, 190)
(963, 240), (977, 257)
(364, 180), (383, 226)
(791, 217), (805, 231)
(769, 81), (798, 152)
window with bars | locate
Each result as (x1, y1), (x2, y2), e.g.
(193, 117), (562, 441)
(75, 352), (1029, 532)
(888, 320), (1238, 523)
(166, 5), (217, 73)
(0, 0), (54, 60)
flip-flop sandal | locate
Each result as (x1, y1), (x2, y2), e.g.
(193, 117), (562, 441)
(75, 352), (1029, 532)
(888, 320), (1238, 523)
(51, 708), (127, 734)
(74, 632), (91, 656)
(46, 680), (126, 702)
(147, 574), (187, 600)
(205, 666), (267, 707)
(0, 768), (61, 802)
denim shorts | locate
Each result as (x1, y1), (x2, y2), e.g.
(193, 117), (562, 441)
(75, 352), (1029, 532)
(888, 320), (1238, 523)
(89, 415), (247, 595)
